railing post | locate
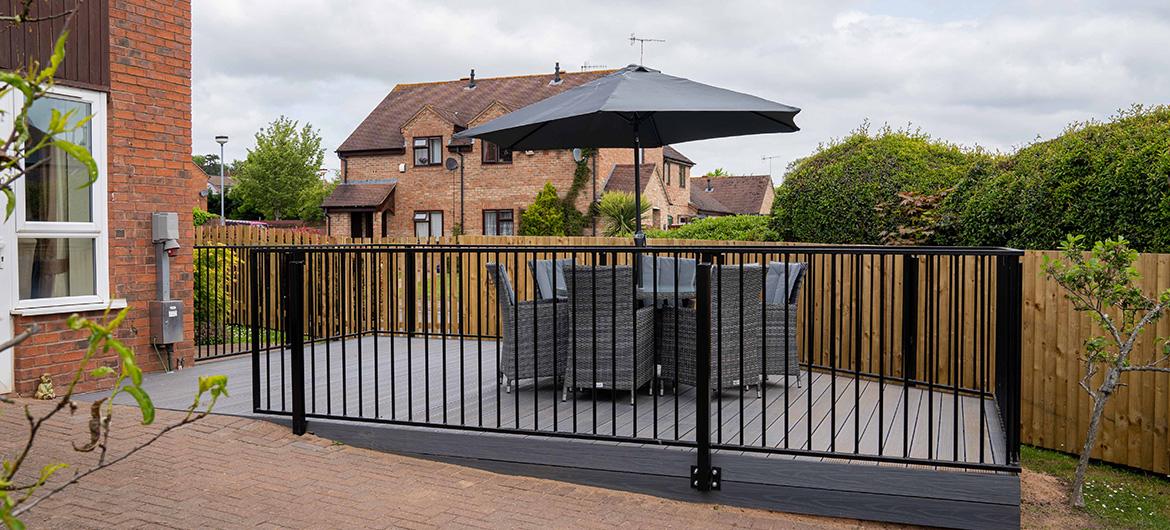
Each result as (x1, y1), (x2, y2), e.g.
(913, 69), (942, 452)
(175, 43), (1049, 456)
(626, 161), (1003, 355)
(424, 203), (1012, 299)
(250, 249), (261, 413)
(405, 249), (417, 337)
(900, 255), (919, 384)
(285, 249), (307, 436)
(691, 251), (720, 491)
(995, 254), (1023, 465)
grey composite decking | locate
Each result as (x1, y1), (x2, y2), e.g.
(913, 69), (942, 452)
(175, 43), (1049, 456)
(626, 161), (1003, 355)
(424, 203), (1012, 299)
(91, 334), (1008, 468)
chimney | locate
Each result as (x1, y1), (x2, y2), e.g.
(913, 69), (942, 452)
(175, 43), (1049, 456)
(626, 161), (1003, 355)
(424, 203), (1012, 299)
(551, 62), (563, 85)
(706, 178), (713, 192)
(467, 69), (476, 89)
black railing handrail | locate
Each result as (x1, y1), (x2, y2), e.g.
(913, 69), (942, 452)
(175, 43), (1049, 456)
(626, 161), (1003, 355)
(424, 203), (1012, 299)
(231, 243), (1025, 257)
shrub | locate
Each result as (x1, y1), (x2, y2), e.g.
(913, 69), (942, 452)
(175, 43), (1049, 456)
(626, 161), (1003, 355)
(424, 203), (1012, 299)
(650, 215), (777, 241)
(596, 191), (649, 237)
(193, 207), (217, 226)
(518, 182), (566, 236)
(770, 124), (998, 244)
(193, 245), (238, 329)
(943, 105), (1170, 251)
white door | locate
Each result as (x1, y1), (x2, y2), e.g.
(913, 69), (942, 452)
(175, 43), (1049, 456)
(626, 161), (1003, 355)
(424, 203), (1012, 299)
(0, 90), (14, 394)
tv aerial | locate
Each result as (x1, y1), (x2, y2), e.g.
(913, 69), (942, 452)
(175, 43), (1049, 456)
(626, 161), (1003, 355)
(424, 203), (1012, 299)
(629, 33), (665, 64)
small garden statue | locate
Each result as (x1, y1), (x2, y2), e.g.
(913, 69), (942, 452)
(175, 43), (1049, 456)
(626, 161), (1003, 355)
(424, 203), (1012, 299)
(34, 373), (55, 400)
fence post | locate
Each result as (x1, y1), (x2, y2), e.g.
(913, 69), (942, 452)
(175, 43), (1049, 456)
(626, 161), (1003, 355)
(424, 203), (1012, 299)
(900, 255), (919, 384)
(285, 249), (308, 436)
(995, 254), (1023, 465)
(250, 249), (261, 413)
(691, 251), (720, 491)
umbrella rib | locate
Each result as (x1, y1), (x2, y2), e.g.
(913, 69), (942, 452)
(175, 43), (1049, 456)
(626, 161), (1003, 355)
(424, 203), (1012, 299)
(646, 112), (665, 148)
(505, 121), (551, 150)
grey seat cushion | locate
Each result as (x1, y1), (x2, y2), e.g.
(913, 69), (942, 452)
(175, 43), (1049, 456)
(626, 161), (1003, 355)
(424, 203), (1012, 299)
(529, 258), (575, 300)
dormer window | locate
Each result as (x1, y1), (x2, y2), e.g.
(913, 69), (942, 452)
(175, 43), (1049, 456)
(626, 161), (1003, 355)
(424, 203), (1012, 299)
(481, 140), (512, 164)
(413, 136), (442, 166)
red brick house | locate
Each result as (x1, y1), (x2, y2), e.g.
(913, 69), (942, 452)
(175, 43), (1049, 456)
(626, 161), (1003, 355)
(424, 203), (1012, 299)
(689, 174), (776, 217)
(0, 0), (196, 395)
(329, 68), (697, 237)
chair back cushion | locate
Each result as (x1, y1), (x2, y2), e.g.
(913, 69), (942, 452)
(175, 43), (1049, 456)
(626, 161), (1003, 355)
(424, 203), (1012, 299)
(766, 262), (806, 304)
(486, 263), (516, 306)
(530, 259), (575, 299)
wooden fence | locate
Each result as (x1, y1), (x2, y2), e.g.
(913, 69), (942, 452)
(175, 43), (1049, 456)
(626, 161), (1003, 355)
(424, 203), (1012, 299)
(194, 225), (1170, 474)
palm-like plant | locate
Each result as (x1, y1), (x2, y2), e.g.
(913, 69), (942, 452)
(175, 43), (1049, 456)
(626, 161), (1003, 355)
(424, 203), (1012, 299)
(596, 191), (649, 237)
(704, 168), (729, 177)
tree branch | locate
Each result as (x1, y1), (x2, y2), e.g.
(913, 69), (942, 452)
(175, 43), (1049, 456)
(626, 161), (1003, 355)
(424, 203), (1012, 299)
(0, 323), (39, 352)
(10, 395), (219, 517)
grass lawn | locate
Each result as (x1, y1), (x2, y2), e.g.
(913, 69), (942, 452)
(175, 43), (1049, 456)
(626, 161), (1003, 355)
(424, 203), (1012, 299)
(1022, 445), (1170, 528)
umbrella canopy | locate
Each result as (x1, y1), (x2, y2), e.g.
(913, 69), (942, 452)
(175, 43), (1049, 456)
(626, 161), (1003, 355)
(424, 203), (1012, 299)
(453, 65), (799, 149)
(453, 64), (800, 241)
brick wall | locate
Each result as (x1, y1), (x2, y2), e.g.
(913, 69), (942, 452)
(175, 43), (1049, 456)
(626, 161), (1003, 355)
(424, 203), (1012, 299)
(12, 0), (195, 394)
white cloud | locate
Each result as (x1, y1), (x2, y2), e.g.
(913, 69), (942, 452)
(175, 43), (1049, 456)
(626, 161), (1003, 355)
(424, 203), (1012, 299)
(193, 0), (1170, 183)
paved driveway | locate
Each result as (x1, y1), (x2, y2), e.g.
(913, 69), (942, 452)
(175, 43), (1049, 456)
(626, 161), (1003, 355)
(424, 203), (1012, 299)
(3, 399), (898, 529)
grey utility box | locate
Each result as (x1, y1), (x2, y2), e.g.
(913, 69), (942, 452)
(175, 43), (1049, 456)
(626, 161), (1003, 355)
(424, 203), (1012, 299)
(151, 212), (179, 242)
(149, 300), (184, 344)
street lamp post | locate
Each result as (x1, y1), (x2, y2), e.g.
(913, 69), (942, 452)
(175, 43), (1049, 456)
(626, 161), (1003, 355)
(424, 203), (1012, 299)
(215, 135), (228, 221)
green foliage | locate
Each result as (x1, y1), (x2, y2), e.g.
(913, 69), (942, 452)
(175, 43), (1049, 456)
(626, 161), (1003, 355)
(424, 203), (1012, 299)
(560, 148), (595, 236)
(295, 177), (336, 223)
(193, 207), (216, 227)
(770, 124), (995, 245)
(229, 116), (326, 221)
(518, 182), (567, 236)
(649, 215), (777, 241)
(704, 168), (729, 177)
(191, 153), (239, 178)
(945, 105), (1170, 251)
(194, 246), (238, 327)
(597, 191), (649, 237)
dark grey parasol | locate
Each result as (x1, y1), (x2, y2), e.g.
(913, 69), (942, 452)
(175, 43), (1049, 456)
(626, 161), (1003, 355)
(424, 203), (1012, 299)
(453, 64), (800, 242)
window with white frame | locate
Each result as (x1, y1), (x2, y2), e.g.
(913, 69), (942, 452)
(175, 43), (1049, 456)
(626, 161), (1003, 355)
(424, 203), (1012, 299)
(5, 87), (109, 310)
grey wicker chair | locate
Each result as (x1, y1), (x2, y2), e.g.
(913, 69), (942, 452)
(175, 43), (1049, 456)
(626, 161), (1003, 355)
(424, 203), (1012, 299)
(659, 264), (765, 396)
(486, 263), (569, 393)
(763, 262), (806, 385)
(560, 265), (656, 404)
(638, 255), (697, 306)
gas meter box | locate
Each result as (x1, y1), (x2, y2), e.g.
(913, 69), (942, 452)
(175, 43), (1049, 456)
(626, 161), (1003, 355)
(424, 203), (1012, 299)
(149, 300), (184, 344)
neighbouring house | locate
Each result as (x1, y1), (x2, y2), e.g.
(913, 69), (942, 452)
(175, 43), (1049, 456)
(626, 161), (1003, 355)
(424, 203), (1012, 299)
(0, 0), (197, 395)
(689, 174), (776, 217)
(329, 67), (697, 237)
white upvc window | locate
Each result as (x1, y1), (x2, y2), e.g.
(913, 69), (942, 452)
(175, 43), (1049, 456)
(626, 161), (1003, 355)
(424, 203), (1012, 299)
(2, 86), (111, 313)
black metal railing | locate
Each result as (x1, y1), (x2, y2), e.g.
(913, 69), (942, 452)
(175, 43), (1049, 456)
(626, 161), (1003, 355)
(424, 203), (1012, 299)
(238, 244), (1024, 476)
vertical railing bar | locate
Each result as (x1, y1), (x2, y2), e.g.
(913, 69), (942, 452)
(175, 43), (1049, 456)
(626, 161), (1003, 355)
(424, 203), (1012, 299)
(738, 257), (745, 446)
(853, 253), (862, 454)
(440, 250), (448, 425)
(610, 252), (617, 437)
(286, 249), (307, 435)
(694, 252), (714, 491)
(390, 250), (398, 421)
(357, 251), (364, 418)
(250, 249), (261, 412)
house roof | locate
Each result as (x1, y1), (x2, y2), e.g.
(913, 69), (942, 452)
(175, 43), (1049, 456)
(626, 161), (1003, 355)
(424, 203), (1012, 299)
(338, 69), (616, 154)
(690, 175), (774, 215)
(663, 145), (694, 166)
(321, 180), (397, 209)
(603, 163), (657, 194)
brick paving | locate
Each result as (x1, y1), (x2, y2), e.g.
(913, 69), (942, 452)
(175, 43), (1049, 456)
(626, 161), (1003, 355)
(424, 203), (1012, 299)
(2, 399), (901, 529)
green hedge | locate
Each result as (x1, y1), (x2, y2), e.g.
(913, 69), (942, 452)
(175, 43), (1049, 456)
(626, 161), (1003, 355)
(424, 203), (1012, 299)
(941, 105), (1170, 251)
(649, 215), (776, 241)
(770, 126), (996, 245)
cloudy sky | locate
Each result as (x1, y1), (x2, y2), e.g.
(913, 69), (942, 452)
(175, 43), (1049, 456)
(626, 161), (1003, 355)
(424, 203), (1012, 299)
(192, 0), (1170, 182)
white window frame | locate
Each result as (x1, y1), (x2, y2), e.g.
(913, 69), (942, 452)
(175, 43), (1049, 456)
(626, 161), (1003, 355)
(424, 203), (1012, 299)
(4, 85), (111, 312)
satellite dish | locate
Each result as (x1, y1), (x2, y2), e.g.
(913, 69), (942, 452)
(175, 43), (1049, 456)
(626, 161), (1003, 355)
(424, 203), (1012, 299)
(571, 148), (584, 162)
(445, 157), (459, 171)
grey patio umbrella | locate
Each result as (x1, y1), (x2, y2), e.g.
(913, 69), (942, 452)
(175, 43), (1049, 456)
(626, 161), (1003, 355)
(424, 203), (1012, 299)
(453, 64), (800, 242)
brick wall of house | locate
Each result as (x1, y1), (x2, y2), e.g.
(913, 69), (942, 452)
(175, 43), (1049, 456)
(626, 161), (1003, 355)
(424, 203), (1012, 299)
(332, 105), (700, 238)
(12, 0), (195, 394)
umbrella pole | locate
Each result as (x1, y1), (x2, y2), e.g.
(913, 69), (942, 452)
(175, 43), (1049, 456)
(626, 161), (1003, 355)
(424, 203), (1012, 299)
(633, 122), (645, 246)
